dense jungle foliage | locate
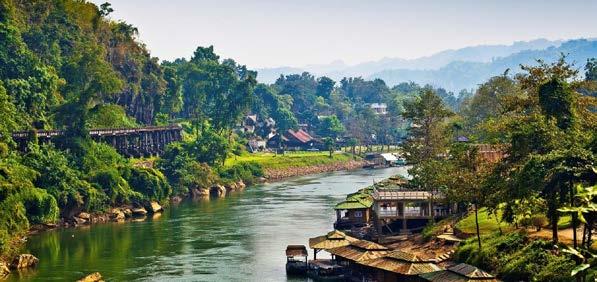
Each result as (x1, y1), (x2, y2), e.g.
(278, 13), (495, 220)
(0, 1), (595, 280)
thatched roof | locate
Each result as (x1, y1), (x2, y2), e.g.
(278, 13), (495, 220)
(285, 245), (307, 257)
(326, 239), (388, 262)
(357, 250), (441, 275)
(328, 246), (388, 262)
(349, 240), (387, 251)
(419, 263), (497, 282)
(448, 263), (495, 279)
(309, 230), (358, 250)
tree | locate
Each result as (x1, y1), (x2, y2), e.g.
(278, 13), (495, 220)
(559, 183), (597, 281)
(316, 76), (335, 99)
(323, 137), (335, 158)
(402, 88), (453, 164)
(462, 75), (520, 132)
(585, 58), (597, 82)
(318, 115), (345, 139)
(275, 72), (318, 124)
(538, 78), (575, 130)
(187, 127), (231, 166)
(57, 44), (122, 138)
(0, 82), (17, 144)
(347, 137), (358, 158)
(176, 46), (256, 133)
(99, 2), (114, 17)
(160, 66), (183, 118)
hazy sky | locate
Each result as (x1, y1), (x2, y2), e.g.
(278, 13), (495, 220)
(93, 0), (597, 68)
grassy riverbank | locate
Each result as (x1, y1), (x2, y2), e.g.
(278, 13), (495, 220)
(225, 151), (356, 169)
(224, 151), (363, 180)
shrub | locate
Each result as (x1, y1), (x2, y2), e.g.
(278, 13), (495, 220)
(23, 143), (105, 214)
(531, 215), (548, 231)
(178, 162), (219, 192)
(455, 232), (576, 282)
(218, 161), (263, 183)
(89, 169), (142, 205)
(20, 187), (59, 224)
(87, 104), (138, 129)
(0, 155), (58, 254)
(0, 195), (28, 254)
(79, 142), (126, 173)
(123, 167), (172, 202)
(157, 142), (219, 195)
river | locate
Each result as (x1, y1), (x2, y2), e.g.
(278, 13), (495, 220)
(9, 167), (407, 282)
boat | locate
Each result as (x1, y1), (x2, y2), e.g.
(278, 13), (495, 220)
(395, 156), (407, 165)
(307, 259), (346, 281)
(285, 245), (308, 275)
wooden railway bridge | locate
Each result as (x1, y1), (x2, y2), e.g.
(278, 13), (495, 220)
(11, 124), (183, 157)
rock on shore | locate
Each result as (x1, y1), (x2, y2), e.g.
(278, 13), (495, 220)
(77, 272), (104, 282)
(0, 262), (9, 277)
(190, 188), (210, 198)
(132, 207), (148, 216)
(10, 254), (38, 269)
(110, 209), (125, 221)
(147, 201), (163, 213)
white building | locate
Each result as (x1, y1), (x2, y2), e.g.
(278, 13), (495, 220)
(369, 103), (388, 115)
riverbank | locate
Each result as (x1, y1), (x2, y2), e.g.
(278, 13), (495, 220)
(6, 167), (405, 281)
(263, 159), (366, 180)
(1, 155), (366, 277)
(225, 151), (366, 181)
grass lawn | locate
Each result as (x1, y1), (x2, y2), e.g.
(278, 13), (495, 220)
(455, 208), (515, 235)
(224, 151), (357, 170)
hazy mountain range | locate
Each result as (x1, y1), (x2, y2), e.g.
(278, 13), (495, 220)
(256, 38), (597, 92)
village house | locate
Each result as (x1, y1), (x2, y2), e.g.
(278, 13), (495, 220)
(369, 103), (388, 115)
(247, 138), (267, 152)
(419, 263), (497, 282)
(267, 129), (321, 150)
(334, 191), (374, 229)
(241, 114), (258, 134)
(306, 231), (497, 282)
(238, 114), (277, 138)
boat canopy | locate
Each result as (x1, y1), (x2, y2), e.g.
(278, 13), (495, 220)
(286, 245), (308, 258)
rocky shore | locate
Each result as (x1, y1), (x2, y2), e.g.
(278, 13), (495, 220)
(263, 159), (366, 181)
(3, 161), (364, 279)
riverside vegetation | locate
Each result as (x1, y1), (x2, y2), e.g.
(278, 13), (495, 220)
(400, 57), (597, 281)
(0, 0), (596, 281)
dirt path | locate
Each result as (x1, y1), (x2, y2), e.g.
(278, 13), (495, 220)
(527, 227), (596, 246)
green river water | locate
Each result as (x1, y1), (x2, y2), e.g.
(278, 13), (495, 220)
(9, 167), (406, 282)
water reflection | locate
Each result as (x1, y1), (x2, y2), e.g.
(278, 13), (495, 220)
(10, 167), (407, 282)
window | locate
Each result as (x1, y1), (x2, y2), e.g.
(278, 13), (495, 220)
(354, 211), (363, 218)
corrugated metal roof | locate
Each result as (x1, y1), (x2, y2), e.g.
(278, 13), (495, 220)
(285, 129), (314, 144)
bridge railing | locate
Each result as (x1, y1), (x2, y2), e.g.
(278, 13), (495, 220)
(12, 124), (183, 139)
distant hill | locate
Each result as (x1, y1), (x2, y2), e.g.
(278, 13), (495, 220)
(371, 39), (597, 91)
(256, 38), (563, 84)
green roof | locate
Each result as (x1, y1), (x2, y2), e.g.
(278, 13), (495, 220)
(335, 193), (373, 210)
